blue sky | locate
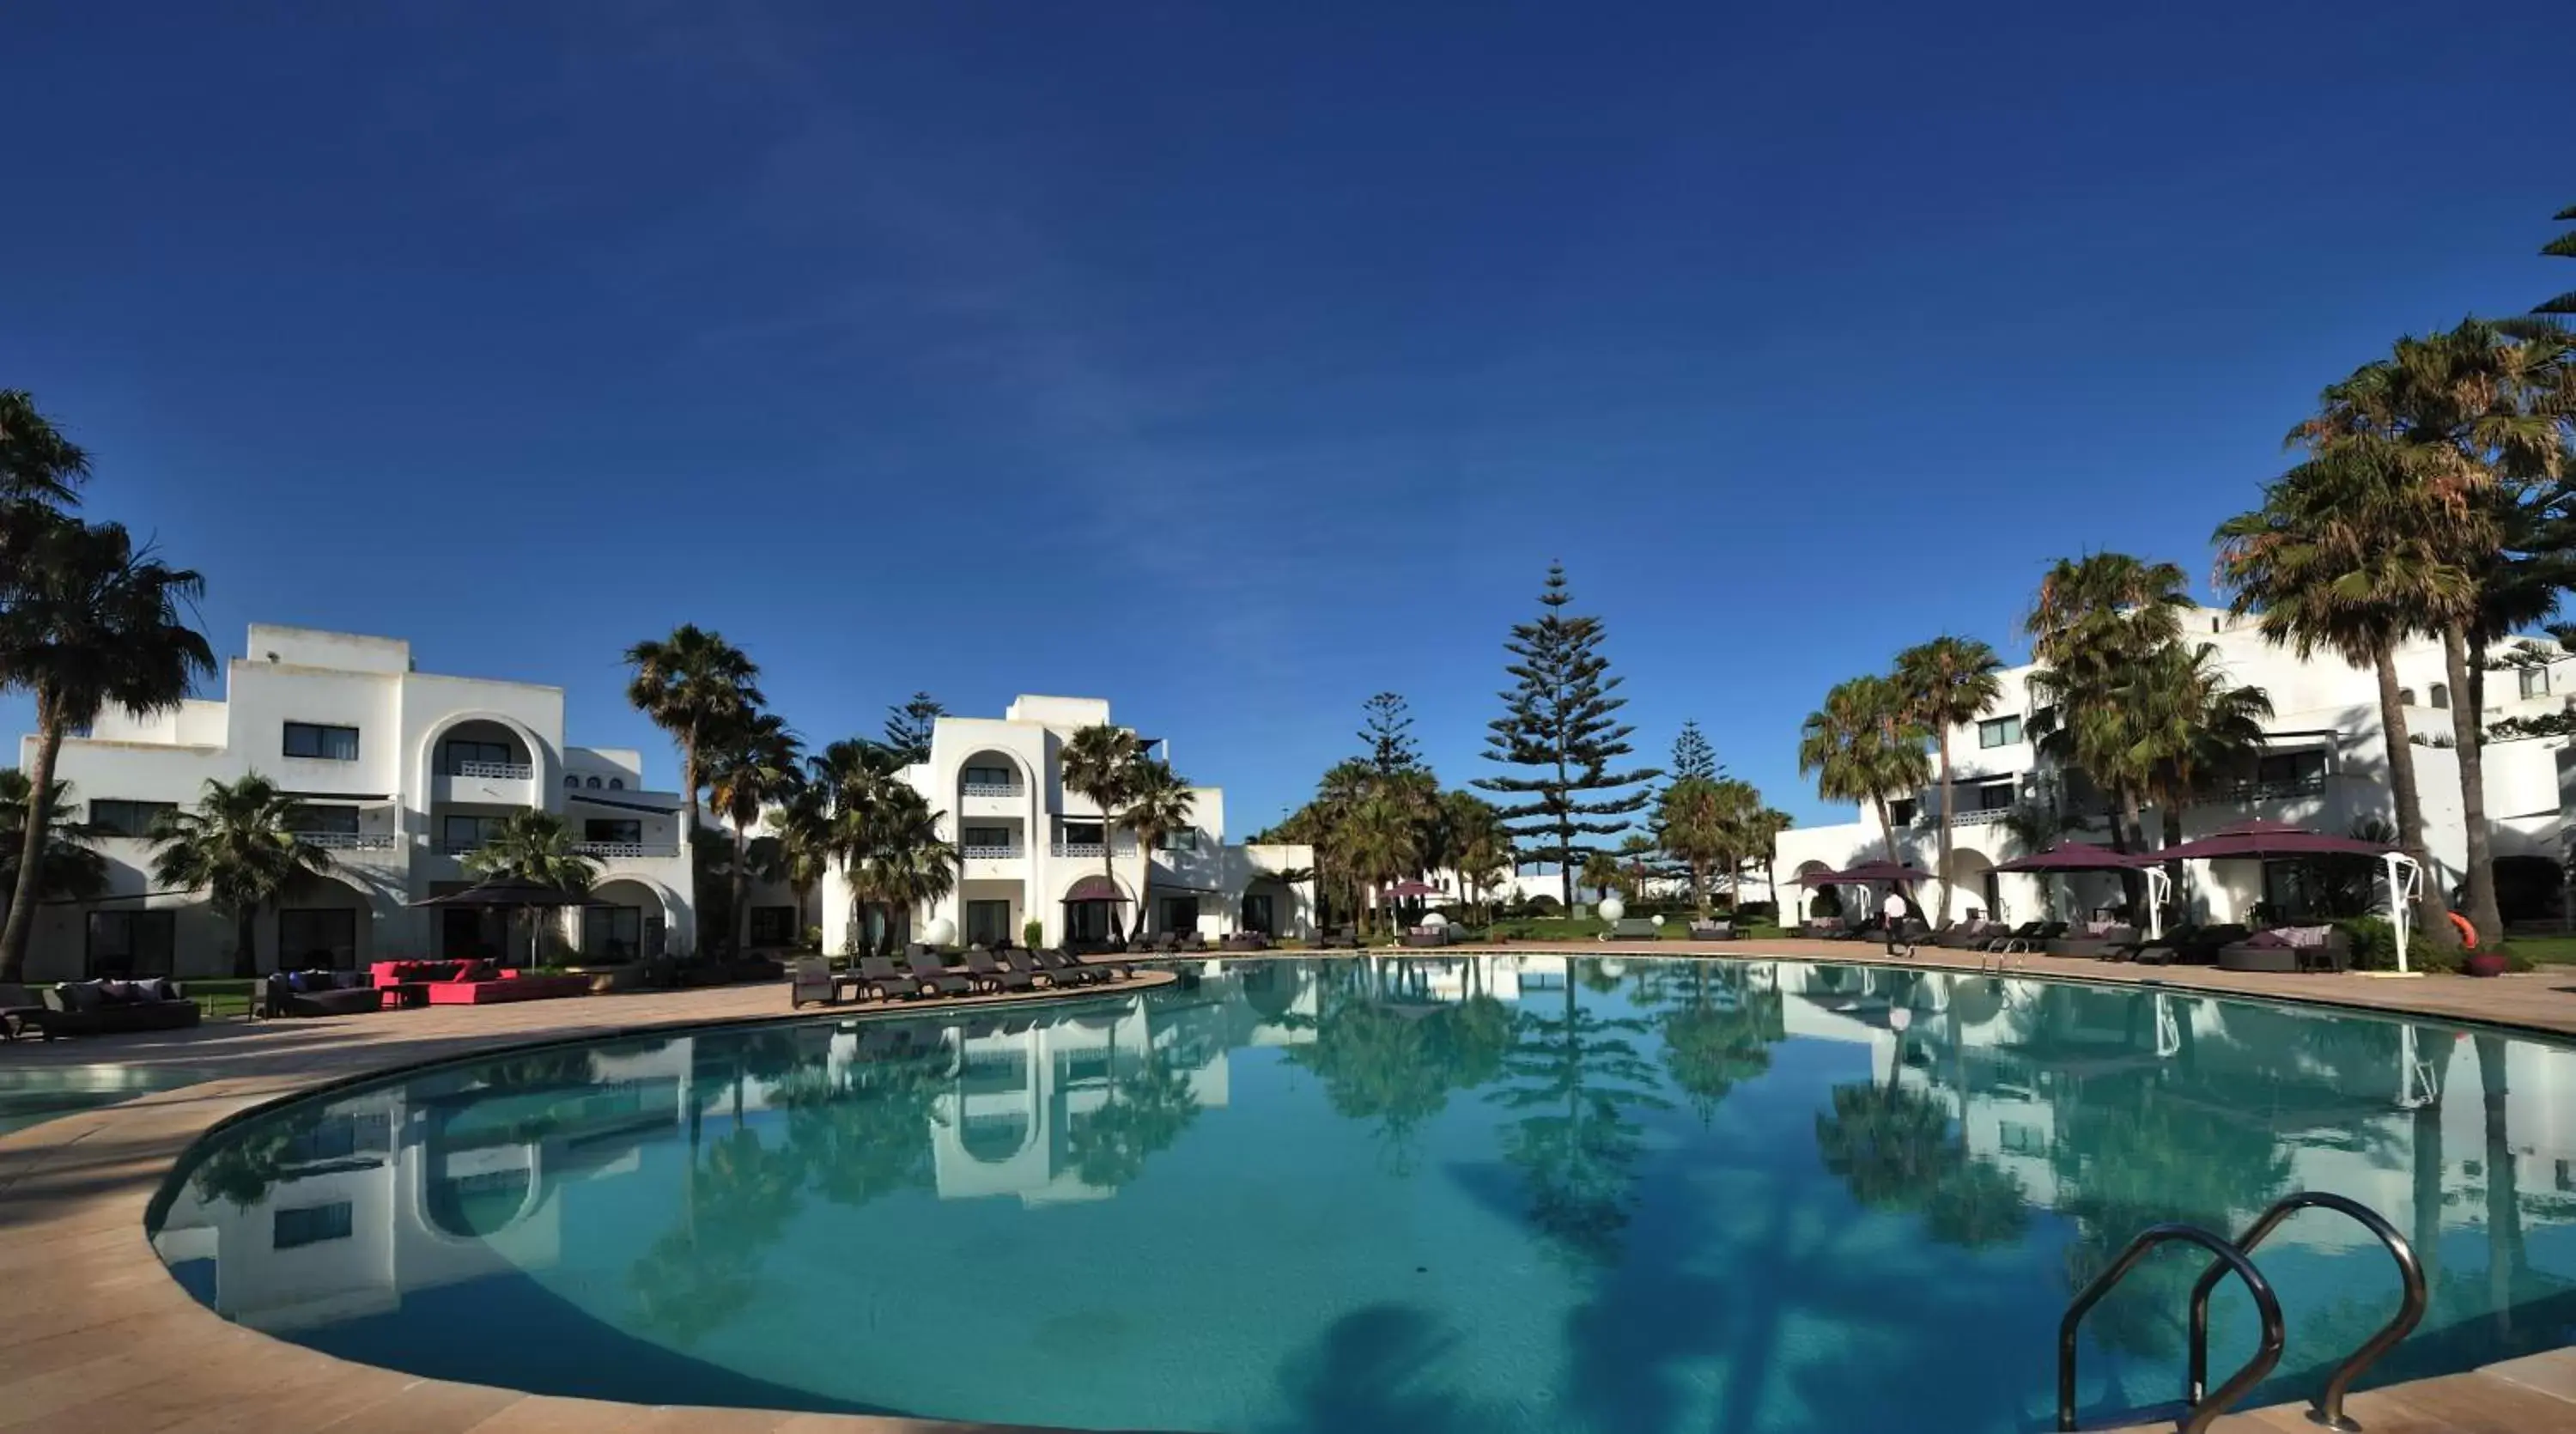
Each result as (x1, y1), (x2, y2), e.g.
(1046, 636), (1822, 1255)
(3, 2), (2570, 835)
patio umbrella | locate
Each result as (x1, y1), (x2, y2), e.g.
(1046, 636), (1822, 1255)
(2154, 820), (2420, 971)
(408, 876), (600, 967)
(1832, 860), (1930, 884)
(1993, 842), (2166, 939)
(1385, 880), (1440, 897)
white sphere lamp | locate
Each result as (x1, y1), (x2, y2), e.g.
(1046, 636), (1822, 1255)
(1649, 914), (1665, 927)
(921, 917), (957, 947)
(1421, 911), (1449, 929)
(1597, 895), (1626, 923)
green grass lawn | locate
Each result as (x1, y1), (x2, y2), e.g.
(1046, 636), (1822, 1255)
(181, 978), (258, 1020)
(2499, 935), (2576, 966)
(1485, 915), (1790, 942)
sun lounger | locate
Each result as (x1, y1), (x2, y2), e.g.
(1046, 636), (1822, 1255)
(855, 955), (928, 1001)
(2046, 925), (2141, 959)
(1032, 948), (1109, 985)
(963, 945), (1036, 993)
(903, 947), (975, 996)
(997, 948), (1055, 987)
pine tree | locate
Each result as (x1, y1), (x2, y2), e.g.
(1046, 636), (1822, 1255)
(1358, 691), (1421, 775)
(1475, 563), (1662, 906)
(1668, 720), (1719, 783)
(882, 692), (944, 765)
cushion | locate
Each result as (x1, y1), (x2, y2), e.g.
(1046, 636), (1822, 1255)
(55, 981), (103, 1013)
(286, 971), (314, 993)
(2244, 931), (2291, 950)
(137, 976), (179, 1001)
(2287, 924), (2333, 949)
(97, 980), (142, 1005)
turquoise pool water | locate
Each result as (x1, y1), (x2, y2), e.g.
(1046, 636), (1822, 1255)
(149, 957), (2576, 1433)
(3, 1063), (210, 1136)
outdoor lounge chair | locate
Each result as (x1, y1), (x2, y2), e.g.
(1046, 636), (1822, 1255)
(1998, 921), (2067, 954)
(258, 969), (385, 1018)
(37, 979), (201, 1037)
(997, 948), (1056, 987)
(2045, 924), (2140, 960)
(2217, 925), (2351, 974)
(962, 945), (1036, 993)
(1314, 926), (1358, 950)
(902, 947), (975, 997)
(1688, 919), (1737, 940)
(1178, 931), (1207, 952)
(1979, 921), (2045, 952)
(1223, 931), (1271, 952)
(1935, 920), (2000, 950)
(1, 983), (49, 1041)
(855, 955), (928, 1001)
(1031, 948), (1106, 985)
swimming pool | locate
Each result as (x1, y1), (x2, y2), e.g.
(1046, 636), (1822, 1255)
(3, 1063), (211, 1136)
(149, 957), (2576, 1433)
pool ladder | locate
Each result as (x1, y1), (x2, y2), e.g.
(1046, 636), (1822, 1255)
(2057, 1191), (2427, 1434)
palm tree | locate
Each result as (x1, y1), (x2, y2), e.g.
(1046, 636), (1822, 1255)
(766, 782), (834, 945)
(2134, 641), (2275, 854)
(1061, 724), (1142, 941)
(1894, 636), (2005, 923)
(843, 789), (958, 957)
(808, 738), (908, 954)
(1797, 675), (1929, 862)
(2217, 441), (2464, 940)
(0, 391), (90, 509)
(1747, 805), (1792, 920)
(1656, 775), (1754, 918)
(461, 809), (599, 962)
(1341, 789), (1422, 937)
(1118, 758), (1196, 938)
(0, 517), (215, 982)
(2297, 322), (2574, 945)
(623, 626), (761, 848)
(0, 770), (107, 933)
(149, 775), (337, 977)
(2023, 554), (2195, 854)
(1443, 791), (1513, 924)
(700, 710), (803, 956)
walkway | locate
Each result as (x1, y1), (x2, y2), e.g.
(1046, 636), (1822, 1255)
(2, 951), (2571, 1434)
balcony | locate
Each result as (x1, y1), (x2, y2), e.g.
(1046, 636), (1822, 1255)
(963, 844), (1027, 878)
(2201, 773), (2329, 805)
(570, 841), (680, 861)
(457, 760), (533, 781)
(295, 831), (400, 854)
(962, 781), (1022, 799)
(1949, 808), (2014, 827)
(1050, 838), (1135, 859)
(432, 765), (538, 808)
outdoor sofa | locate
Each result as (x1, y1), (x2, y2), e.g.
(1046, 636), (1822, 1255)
(1601, 917), (1661, 940)
(258, 969), (384, 1018)
(2216, 925), (2352, 974)
(2045, 923), (2142, 959)
(1688, 920), (1738, 940)
(368, 959), (591, 1006)
(35, 978), (201, 1037)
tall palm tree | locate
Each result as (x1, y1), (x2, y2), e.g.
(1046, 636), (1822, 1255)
(0, 391), (90, 509)
(1341, 789), (1422, 938)
(1748, 805), (1792, 919)
(2216, 441), (2461, 939)
(766, 782), (834, 944)
(1118, 758), (1196, 938)
(843, 789), (958, 957)
(2299, 322), (2573, 945)
(808, 738), (908, 954)
(1894, 636), (2004, 923)
(0, 770), (107, 932)
(463, 810), (599, 965)
(149, 775), (337, 977)
(701, 710), (803, 956)
(1061, 724), (1142, 940)
(2134, 641), (2275, 853)
(0, 517), (215, 981)
(2024, 554), (2195, 855)
(623, 626), (761, 848)
(1797, 675), (1929, 862)
(1443, 791), (1513, 924)
(1656, 775), (1752, 918)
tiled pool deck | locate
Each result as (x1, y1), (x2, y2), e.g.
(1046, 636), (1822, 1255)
(3, 945), (2571, 1434)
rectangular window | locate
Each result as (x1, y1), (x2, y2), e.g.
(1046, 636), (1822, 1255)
(271, 1202), (354, 1250)
(2255, 750), (2327, 787)
(582, 819), (642, 845)
(1889, 799), (1919, 826)
(284, 805), (360, 835)
(1242, 893), (1276, 935)
(1066, 901), (1112, 944)
(283, 722), (361, 762)
(964, 900), (1013, 946)
(279, 1112), (391, 1165)
(748, 907), (798, 946)
(276, 908), (357, 970)
(1978, 715), (2023, 749)
(2523, 665), (2551, 698)
(1160, 896), (1200, 933)
(442, 815), (504, 851)
(1160, 828), (1200, 852)
(445, 739), (513, 774)
(584, 906), (642, 962)
(86, 911), (176, 978)
(87, 799), (176, 837)
(962, 765), (1017, 789)
(1999, 1121), (2045, 1156)
(962, 826), (1015, 850)
(1062, 821), (1104, 846)
(1976, 782), (2016, 812)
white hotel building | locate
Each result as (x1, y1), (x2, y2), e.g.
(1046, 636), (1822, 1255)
(15, 625), (697, 982)
(1771, 609), (2576, 927)
(11, 628), (1311, 981)
(807, 694), (1315, 954)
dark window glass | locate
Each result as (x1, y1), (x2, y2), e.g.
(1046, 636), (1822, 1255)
(283, 722), (360, 761)
(964, 900), (1012, 945)
(583, 819), (641, 845)
(1063, 821), (1104, 846)
(1977, 715), (2022, 749)
(584, 906), (642, 962)
(277, 908), (357, 970)
(963, 765), (1016, 788)
(963, 826), (1015, 849)
(1161, 828), (1199, 851)
(442, 815), (502, 851)
(88, 799), (176, 837)
(1889, 799), (1918, 826)
(1160, 896), (1199, 932)
(608, 778), (624, 790)
(1977, 783), (2015, 811)
(86, 911), (175, 978)
(585, 775), (602, 788)
(272, 1202), (354, 1250)
(1242, 893), (1275, 934)
(748, 907), (798, 945)
(446, 739), (513, 774)
(284, 805), (360, 835)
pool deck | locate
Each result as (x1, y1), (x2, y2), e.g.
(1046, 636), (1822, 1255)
(3, 948), (2573, 1434)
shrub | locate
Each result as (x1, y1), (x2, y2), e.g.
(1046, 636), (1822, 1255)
(1526, 894), (1564, 914)
(1024, 919), (1045, 949)
(2335, 917), (2397, 971)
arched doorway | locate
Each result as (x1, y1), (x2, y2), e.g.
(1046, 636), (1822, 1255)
(1941, 847), (1997, 924)
(1794, 861), (1838, 920)
(582, 878), (675, 964)
(271, 872), (376, 973)
(2494, 854), (2563, 926)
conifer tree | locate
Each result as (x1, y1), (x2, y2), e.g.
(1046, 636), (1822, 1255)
(1475, 563), (1661, 906)
(1668, 720), (1719, 783)
(1358, 691), (1421, 775)
(882, 692), (945, 765)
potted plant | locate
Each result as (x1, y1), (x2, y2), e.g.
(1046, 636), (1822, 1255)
(2463, 948), (2511, 978)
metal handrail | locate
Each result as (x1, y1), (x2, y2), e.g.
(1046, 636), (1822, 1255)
(2059, 1224), (2285, 1434)
(2186, 1192), (2425, 1432)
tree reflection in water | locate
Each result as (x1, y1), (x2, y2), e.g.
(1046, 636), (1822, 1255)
(1490, 959), (1672, 1267)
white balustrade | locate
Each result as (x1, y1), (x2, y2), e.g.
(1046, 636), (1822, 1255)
(961, 781), (1023, 799)
(1049, 839), (1134, 858)
(962, 845), (1024, 860)
(295, 831), (398, 850)
(454, 761), (535, 781)
(569, 841), (679, 860)
(1948, 808), (2012, 826)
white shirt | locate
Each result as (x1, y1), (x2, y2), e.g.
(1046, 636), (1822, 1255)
(1883, 892), (1906, 922)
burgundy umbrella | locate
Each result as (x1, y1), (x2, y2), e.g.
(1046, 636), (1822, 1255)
(2157, 818), (2390, 862)
(1992, 842), (2148, 872)
(1385, 880), (1441, 897)
(1795, 868), (1847, 888)
(1833, 860), (1930, 884)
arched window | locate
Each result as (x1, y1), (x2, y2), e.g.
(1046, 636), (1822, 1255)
(2399, 687), (2417, 707)
(609, 778), (625, 790)
(563, 775), (577, 788)
(586, 775), (602, 788)
(2430, 684), (2450, 709)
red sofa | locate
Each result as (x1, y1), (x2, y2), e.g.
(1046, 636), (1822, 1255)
(368, 960), (591, 1006)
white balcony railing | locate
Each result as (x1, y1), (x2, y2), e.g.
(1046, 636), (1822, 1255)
(440, 840), (488, 857)
(1948, 808), (2013, 827)
(295, 831), (398, 850)
(961, 781), (1023, 799)
(453, 761), (534, 781)
(1049, 838), (1135, 859)
(961, 845), (1024, 860)
(570, 841), (679, 860)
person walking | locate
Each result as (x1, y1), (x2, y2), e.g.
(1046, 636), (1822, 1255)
(1883, 888), (1912, 957)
